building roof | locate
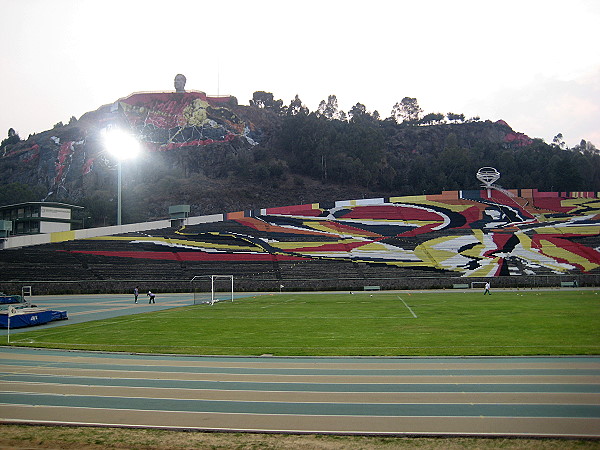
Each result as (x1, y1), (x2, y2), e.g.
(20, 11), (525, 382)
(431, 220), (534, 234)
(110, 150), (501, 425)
(0, 202), (84, 211)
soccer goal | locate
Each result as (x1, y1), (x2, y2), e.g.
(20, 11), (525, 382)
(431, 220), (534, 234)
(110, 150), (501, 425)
(21, 285), (32, 306)
(191, 275), (234, 305)
(470, 281), (488, 290)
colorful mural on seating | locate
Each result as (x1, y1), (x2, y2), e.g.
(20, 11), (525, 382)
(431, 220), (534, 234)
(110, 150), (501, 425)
(67, 189), (600, 278)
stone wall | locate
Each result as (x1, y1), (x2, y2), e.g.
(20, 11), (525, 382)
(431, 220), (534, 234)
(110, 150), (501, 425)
(1, 274), (597, 296)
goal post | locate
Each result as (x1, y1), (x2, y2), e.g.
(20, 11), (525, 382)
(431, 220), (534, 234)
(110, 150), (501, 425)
(470, 281), (488, 290)
(21, 285), (32, 306)
(191, 275), (234, 305)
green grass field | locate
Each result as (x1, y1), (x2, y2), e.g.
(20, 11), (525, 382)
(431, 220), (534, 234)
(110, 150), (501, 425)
(6, 290), (600, 356)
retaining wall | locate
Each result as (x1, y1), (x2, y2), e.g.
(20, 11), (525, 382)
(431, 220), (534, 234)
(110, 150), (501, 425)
(1, 274), (597, 296)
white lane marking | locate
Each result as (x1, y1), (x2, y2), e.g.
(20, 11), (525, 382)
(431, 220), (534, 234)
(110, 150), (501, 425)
(397, 296), (417, 318)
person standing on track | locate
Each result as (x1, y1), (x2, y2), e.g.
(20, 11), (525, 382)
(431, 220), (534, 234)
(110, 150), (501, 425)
(484, 281), (491, 295)
(147, 290), (156, 304)
(134, 286), (139, 303)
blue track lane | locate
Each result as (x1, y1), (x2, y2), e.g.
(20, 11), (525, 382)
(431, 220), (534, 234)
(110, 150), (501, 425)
(2, 392), (600, 418)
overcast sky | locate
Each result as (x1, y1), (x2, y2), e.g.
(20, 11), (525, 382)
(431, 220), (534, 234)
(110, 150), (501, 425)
(1, 0), (598, 148)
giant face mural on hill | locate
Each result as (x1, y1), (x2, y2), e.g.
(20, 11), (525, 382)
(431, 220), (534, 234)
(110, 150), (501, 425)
(111, 91), (256, 151)
(0, 89), (258, 200)
(76, 189), (600, 278)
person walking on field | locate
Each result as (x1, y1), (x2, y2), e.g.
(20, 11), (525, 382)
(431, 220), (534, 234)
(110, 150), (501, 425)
(484, 281), (491, 295)
(134, 286), (139, 303)
(147, 291), (156, 304)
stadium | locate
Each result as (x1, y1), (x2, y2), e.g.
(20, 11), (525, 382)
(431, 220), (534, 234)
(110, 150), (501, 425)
(1, 182), (599, 440)
(1, 78), (599, 445)
(2, 1), (600, 444)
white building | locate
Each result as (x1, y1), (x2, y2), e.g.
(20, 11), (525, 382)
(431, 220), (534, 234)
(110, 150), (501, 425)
(0, 202), (83, 236)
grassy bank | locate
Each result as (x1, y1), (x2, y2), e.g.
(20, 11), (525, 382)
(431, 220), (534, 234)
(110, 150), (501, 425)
(1, 425), (599, 449)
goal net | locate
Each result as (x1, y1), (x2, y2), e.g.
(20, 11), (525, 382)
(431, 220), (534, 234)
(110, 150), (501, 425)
(191, 275), (234, 305)
(470, 281), (488, 289)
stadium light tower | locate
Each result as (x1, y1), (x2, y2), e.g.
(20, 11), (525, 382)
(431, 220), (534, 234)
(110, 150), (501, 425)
(103, 128), (141, 225)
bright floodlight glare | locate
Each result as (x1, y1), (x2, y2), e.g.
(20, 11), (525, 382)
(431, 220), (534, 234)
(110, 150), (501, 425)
(103, 128), (141, 160)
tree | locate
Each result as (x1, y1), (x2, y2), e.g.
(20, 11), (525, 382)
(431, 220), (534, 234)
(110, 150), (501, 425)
(250, 91), (283, 112)
(81, 190), (115, 227)
(548, 153), (581, 191)
(420, 112), (445, 125)
(316, 94), (342, 120)
(1, 128), (21, 150)
(0, 182), (45, 206)
(447, 112), (465, 123)
(390, 97), (422, 123)
(552, 133), (567, 150)
(316, 100), (327, 117)
(572, 139), (599, 154)
(390, 103), (401, 123)
(348, 103), (367, 122)
(286, 95), (309, 116)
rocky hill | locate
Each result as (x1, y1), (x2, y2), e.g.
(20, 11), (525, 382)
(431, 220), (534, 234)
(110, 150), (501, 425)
(1, 90), (598, 227)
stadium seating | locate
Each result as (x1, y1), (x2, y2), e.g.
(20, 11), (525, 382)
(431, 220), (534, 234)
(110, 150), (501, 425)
(0, 190), (598, 293)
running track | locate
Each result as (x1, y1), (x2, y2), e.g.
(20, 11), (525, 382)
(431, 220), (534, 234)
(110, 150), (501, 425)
(2, 349), (599, 436)
(1, 294), (599, 436)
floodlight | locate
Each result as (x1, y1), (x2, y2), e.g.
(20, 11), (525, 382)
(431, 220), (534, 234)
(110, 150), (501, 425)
(103, 128), (141, 160)
(102, 127), (141, 225)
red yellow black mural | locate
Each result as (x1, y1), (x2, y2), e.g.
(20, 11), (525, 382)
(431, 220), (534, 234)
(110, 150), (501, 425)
(113, 91), (255, 151)
(70, 189), (600, 278)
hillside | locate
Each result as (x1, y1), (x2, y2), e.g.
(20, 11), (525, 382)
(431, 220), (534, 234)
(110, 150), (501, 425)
(1, 90), (599, 226)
